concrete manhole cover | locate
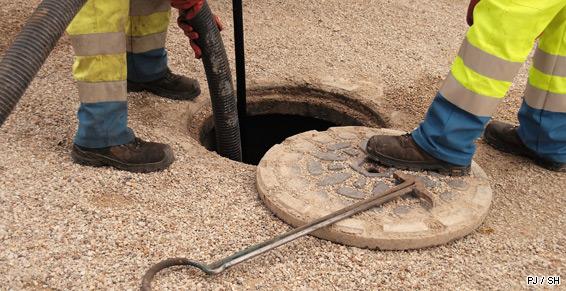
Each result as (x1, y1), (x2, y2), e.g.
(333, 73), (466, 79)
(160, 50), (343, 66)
(256, 126), (493, 250)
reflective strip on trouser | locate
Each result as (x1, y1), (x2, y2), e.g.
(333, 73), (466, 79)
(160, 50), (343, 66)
(126, 0), (170, 83)
(67, 0), (129, 103)
(518, 7), (566, 163)
(412, 0), (566, 166)
(67, 0), (133, 148)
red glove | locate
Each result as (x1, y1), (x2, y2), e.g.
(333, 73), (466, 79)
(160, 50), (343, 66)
(171, 0), (223, 59)
(171, 0), (204, 18)
(467, 0), (480, 26)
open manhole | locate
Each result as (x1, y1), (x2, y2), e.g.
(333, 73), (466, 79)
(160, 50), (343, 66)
(188, 85), (386, 165)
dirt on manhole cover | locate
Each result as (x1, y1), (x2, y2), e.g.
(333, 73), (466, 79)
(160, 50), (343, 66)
(256, 126), (493, 250)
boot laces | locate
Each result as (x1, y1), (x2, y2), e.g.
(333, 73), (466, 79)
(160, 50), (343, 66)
(132, 138), (145, 149)
(399, 133), (413, 147)
(164, 69), (181, 82)
(119, 138), (144, 150)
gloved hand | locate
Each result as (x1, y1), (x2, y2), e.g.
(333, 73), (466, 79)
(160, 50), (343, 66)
(467, 0), (480, 26)
(171, 0), (223, 59)
(171, 0), (204, 18)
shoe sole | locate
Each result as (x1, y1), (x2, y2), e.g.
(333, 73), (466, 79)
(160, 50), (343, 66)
(71, 146), (175, 173)
(483, 132), (566, 172)
(363, 143), (470, 177)
(128, 83), (201, 101)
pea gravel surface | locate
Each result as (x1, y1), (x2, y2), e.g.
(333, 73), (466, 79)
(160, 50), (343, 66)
(1, 0), (564, 290)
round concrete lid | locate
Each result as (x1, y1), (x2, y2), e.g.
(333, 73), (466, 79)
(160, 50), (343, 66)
(256, 127), (492, 250)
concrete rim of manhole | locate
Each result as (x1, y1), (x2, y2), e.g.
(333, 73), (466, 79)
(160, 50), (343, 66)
(186, 79), (387, 151)
(256, 126), (493, 250)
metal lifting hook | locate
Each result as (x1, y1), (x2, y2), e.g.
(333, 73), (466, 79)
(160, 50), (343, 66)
(139, 171), (434, 291)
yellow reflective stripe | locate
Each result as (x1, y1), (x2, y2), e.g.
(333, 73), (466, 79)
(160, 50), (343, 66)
(524, 84), (566, 113)
(538, 6), (566, 55)
(439, 73), (502, 117)
(127, 11), (171, 37)
(451, 57), (511, 98)
(70, 32), (126, 56)
(77, 81), (127, 103)
(457, 38), (522, 82)
(466, 0), (565, 62)
(533, 47), (566, 77)
(67, 0), (129, 35)
(529, 67), (566, 94)
(72, 54), (127, 82)
(127, 31), (167, 53)
(130, 0), (170, 16)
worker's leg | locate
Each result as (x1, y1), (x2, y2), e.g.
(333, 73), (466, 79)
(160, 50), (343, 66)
(126, 0), (201, 100)
(517, 6), (566, 163)
(67, 0), (134, 148)
(411, 0), (566, 166)
(126, 0), (171, 82)
(67, 0), (174, 172)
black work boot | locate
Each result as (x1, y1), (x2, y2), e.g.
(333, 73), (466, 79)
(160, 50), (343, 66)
(365, 134), (471, 176)
(128, 69), (201, 101)
(71, 137), (175, 173)
(484, 121), (566, 172)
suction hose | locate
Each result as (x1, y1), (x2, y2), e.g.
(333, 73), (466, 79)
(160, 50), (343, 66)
(185, 2), (243, 162)
(0, 0), (87, 127)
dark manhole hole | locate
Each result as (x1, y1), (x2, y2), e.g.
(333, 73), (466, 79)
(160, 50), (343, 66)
(191, 86), (385, 165)
(205, 114), (337, 165)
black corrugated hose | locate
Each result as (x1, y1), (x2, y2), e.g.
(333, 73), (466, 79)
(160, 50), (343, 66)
(185, 2), (242, 162)
(139, 4), (243, 289)
(0, 0), (87, 127)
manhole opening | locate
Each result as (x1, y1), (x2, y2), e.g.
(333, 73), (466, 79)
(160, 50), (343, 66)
(193, 86), (385, 165)
(205, 114), (337, 165)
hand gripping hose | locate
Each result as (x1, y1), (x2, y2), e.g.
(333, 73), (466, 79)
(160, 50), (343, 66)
(0, 0), (87, 127)
(185, 2), (243, 161)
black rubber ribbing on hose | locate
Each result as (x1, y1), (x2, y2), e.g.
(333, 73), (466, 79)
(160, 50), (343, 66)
(186, 2), (242, 161)
(0, 0), (87, 127)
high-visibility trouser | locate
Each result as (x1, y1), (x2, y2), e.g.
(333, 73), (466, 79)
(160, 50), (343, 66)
(66, 0), (171, 148)
(412, 0), (566, 166)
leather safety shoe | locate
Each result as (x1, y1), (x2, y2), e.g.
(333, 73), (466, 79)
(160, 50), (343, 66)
(365, 134), (471, 176)
(128, 69), (201, 101)
(484, 120), (565, 172)
(71, 137), (175, 173)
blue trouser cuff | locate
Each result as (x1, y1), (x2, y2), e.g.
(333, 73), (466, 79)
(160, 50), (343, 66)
(517, 100), (566, 163)
(127, 48), (168, 83)
(74, 101), (135, 148)
(411, 93), (490, 166)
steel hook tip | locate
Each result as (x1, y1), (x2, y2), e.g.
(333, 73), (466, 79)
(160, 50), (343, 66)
(140, 258), (222, 291)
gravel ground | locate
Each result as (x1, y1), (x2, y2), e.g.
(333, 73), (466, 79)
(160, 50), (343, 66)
(1, 0), (564, 290)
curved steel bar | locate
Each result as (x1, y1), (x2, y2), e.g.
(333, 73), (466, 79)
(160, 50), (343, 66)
(140, 258), (215, 291)
(140, 171), (434, 290)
